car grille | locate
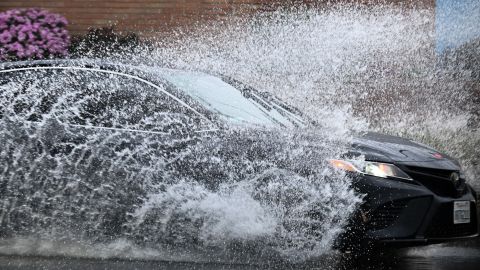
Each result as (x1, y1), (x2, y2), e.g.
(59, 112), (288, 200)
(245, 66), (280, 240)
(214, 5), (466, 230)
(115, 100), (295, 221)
(366, 199), (410, 230)
(401, 165), (466, 198)
(425, 202), (478, 238)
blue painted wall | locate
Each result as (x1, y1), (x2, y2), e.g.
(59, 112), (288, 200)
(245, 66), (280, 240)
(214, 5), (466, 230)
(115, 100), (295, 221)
(436, 0), (480, 54)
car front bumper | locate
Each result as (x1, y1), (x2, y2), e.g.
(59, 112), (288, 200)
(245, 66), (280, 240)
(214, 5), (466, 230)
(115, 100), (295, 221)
(352, 175), (479, 245)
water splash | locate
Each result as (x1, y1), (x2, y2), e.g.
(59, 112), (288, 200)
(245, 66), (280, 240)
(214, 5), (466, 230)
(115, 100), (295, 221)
(135, 4), (477, 185)
(0, 64), (360, 261)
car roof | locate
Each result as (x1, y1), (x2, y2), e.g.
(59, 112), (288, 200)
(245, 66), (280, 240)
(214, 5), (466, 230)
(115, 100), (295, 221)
(0, 59), (309, 128)
(0, 59), (189, 78)
(0, 59), (227, 124)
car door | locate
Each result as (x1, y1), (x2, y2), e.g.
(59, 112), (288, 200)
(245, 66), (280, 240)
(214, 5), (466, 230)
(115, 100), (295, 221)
(0, 66), (214, 237)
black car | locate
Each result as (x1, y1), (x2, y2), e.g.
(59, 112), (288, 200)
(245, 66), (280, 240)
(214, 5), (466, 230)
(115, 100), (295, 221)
(0, 60), (477, 252)
(335, 133), (479, 250)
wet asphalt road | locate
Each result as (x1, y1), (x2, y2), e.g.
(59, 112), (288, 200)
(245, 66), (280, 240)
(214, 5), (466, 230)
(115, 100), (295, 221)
(0, 239), (478, 270)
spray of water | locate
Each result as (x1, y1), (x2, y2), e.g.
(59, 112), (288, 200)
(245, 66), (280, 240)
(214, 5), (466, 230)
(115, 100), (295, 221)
(137, 4), (477, 185)
(0, 65), (361, 262)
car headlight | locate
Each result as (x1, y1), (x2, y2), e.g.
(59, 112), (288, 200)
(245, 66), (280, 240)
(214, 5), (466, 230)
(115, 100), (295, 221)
(328, 159), (413, 181)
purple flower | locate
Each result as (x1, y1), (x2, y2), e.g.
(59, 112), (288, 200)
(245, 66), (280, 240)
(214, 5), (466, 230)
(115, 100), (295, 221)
(0, 30), (12, 43)
(24, 44), (39, 58)
(0, 8), (70, 60)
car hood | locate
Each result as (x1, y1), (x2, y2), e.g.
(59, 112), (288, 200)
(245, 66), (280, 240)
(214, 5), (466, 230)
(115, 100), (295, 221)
(351, 132), (460, 168)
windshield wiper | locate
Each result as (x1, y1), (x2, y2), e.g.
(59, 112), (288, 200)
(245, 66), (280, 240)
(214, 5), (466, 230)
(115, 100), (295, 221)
(243, 88), (273, 111)
(221, 76), (273, 110)
(220, 75), (309, 127)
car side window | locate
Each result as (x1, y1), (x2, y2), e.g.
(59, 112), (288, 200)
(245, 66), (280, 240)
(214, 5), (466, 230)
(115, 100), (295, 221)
(0, 67), (212, 134)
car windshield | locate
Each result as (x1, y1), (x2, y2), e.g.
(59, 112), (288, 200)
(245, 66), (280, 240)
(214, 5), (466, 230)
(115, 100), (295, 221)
(157, 69), (305, 128)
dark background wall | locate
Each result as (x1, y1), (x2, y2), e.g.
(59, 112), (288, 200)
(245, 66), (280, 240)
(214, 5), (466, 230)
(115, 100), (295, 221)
(0, 0), (434, 37)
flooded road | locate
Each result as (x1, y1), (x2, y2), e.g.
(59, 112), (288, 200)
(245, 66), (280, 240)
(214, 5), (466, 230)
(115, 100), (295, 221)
(1, 239), (479, 270)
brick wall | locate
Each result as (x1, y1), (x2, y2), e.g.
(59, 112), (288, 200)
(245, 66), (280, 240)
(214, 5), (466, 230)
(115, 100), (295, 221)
(0, 0), (434, 38)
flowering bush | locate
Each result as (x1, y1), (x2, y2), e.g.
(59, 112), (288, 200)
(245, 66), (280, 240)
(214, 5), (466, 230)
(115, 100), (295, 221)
(0, 8), (70, 61)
